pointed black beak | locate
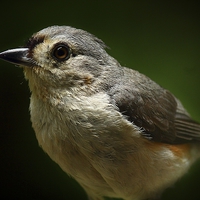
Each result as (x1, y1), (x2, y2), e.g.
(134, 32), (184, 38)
(0, 48), (35, 67)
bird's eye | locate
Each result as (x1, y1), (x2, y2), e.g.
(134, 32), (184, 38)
(52, 44), (70, 61)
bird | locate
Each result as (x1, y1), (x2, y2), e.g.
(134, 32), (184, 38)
(0, 25), (200, 200)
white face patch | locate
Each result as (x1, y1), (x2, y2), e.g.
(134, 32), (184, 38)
(32, 38), (63, 69)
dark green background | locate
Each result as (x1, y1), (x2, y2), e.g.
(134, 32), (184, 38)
(0, 1), (200, 199)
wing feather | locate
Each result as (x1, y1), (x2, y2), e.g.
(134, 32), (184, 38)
(109, 67), (200, 144)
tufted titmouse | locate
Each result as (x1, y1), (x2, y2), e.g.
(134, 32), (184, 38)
(0, 26), (200, 200)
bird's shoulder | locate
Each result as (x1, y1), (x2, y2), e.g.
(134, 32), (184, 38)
(108, 67), (200, 144)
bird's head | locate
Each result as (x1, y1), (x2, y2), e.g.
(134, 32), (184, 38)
(0, 26), (119, 91)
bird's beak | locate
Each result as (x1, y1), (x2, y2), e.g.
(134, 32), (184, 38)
(0, 48), (35, 67)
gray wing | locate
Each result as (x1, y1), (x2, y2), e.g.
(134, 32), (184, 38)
(109, 67), (200, 144)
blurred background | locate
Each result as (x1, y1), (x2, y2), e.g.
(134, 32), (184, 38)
(0, 1), (200, 199)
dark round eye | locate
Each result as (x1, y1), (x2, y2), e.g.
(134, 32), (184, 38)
(52, 44), (70, 61)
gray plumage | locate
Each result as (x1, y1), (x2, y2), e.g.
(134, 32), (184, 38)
(0, 26), (200, 200)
